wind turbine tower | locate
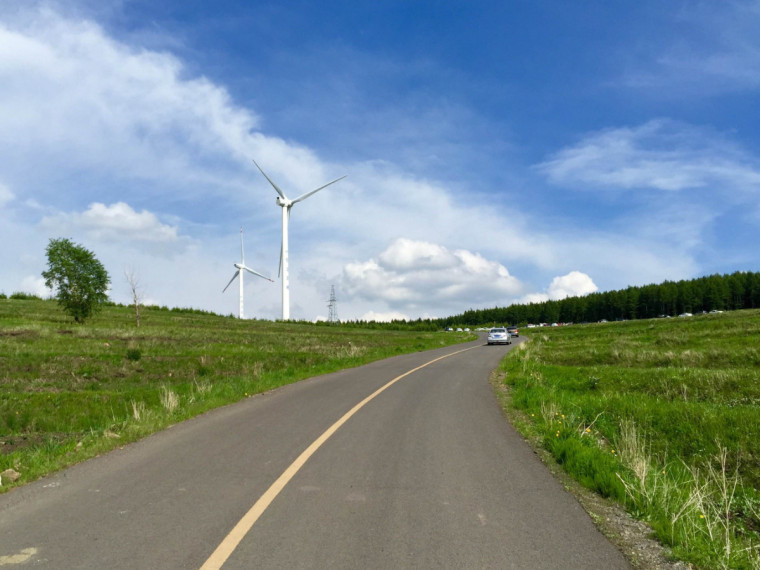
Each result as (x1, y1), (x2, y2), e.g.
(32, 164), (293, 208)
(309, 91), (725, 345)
(222, 228), (273, 319)
(252, 159), (346, 320)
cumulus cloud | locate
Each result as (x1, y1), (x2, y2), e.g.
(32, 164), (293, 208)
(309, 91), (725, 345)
(537, 120), (760, 193)
(520, 271), (598, 304)
(547, 271), (598, 299)
(341, 238), (523, 315)
(40, 202), (186, 254)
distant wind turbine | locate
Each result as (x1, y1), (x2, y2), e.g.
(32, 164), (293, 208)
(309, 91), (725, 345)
(252, 159), (346, 320)
(222, 228), (273, 319)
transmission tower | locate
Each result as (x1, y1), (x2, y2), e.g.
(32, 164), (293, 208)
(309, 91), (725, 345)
(327, 285), (339, 324)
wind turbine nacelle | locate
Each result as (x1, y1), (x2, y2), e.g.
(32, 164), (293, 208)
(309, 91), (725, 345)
(276, 196), (291, 207)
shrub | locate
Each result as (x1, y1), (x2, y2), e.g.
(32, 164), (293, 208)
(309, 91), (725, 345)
(9, 292), (42, 300)
(125, 348), (142, 362)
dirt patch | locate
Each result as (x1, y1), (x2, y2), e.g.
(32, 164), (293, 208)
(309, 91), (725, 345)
(0, 433), (73, 455)
(0, 329), (38, 338)
(490, 370), (692, 569)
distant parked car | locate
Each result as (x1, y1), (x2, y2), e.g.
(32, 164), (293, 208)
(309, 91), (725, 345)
(507, 326), (519, 337)
(487, 327), (511, 345)
(456, 327), (463, 332)
(709, 310), (724, 314)
(678, 312), (693, 317)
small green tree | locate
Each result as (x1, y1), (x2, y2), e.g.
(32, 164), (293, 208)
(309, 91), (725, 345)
(42, 238), (111, 323)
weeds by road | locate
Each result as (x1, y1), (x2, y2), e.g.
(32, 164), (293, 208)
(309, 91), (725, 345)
(498, 311), (760, 569)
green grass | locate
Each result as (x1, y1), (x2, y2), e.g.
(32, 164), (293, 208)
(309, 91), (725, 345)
(498, 310), (760, 569)
(0, 298), (472, 489)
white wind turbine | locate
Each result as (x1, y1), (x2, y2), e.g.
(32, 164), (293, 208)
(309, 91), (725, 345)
(252, 159), (346, 320)
(222, 228), (273, 319)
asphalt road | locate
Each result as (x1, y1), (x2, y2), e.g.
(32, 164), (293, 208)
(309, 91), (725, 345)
(0, 336), (630, 569)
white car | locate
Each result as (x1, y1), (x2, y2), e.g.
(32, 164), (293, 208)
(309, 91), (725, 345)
(487, 327), (511, 345)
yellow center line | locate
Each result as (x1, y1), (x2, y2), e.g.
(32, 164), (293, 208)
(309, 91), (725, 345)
(200, 344), (480, 569)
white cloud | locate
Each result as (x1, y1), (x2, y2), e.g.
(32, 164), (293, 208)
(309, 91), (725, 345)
(40, 202), (186, 254)
(537, 120), (760, 193)
(378, 239), (458, 270)
(518, 271), (597, 304)
(547, 271), (598, 300)
(341, 238), (523, 315)
(0, 8), (273, 209)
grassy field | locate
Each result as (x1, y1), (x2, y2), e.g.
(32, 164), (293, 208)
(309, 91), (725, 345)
(0, 298), (471, 490)
(498, 310), (760, 569)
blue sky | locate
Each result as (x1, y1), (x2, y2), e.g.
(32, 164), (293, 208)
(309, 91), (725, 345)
(2, 0), (759, 320)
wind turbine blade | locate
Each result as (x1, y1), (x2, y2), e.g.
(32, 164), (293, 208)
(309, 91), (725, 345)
(292, 175), (347, 204)
(252, 158), (287, 199)
(242, 265), (274, 282)
(222, 271), (239, 293)
(278, 241), (283, 278)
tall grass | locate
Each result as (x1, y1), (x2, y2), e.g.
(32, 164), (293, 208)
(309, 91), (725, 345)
(498, 311), (760, 568)
(0, 298), (471, 490)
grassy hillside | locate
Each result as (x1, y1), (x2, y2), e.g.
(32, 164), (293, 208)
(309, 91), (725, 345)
(0, 298), (471, 489)
(498, 310), (760, 569)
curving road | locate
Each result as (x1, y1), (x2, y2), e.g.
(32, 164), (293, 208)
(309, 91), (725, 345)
(0, 335), (629, 569)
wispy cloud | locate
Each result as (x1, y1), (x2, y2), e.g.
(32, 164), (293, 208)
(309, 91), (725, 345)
(537, 120), (760, 193)
(0, 8), (268, 208)
(620, 1), (760, 94)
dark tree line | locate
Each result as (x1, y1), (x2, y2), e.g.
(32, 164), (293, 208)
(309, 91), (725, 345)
(438, 271), (760, 328)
